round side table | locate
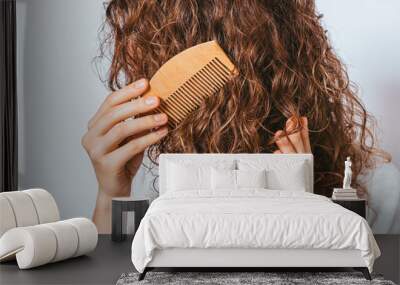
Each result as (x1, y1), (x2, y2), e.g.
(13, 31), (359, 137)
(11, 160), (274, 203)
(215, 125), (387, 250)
(111, 197), (149, 242)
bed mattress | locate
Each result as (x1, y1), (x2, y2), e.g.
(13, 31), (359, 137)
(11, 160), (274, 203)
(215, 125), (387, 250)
(131, 189), (380, 272)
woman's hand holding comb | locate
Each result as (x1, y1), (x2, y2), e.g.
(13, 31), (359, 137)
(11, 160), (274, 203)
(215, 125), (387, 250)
(81, 79), (168, 233)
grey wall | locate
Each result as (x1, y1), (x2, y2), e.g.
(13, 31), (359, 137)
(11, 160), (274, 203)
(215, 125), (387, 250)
(17, 0), (400, 219)
(16, 0), (108, 219)
(317, 1), (400, 167)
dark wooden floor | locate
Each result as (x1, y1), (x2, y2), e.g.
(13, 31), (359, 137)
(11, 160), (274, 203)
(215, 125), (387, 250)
(0, 235), (398, 285)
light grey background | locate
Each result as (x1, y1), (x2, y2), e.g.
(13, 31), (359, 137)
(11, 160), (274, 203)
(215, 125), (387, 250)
(16, 0), (400, 219)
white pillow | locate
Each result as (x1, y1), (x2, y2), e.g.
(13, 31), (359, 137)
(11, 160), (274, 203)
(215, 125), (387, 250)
(211, 168), (236, 190)
(211, 168), (268, 190)
(167, 162), (211, 191)
(236, 169), (267, 189)
(268, 163), (307, 191)
(165, 159), (236, 192)
(238, 159), (307, 191)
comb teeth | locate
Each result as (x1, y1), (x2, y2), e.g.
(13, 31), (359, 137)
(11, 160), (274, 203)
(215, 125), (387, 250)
(159, 57), (233, 127)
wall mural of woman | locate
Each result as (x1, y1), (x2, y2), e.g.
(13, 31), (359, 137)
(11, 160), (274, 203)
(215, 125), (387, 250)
(81, 0), (399, 233)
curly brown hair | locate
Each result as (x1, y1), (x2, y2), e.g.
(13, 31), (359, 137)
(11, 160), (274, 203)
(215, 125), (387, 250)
(101, 0), (388, 196)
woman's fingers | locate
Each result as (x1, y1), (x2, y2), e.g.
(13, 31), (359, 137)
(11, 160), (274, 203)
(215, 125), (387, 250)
(106, 127), (168, 169)
(286, 117), (305, 153)
(90, 96), (160, 136)
(275, 130), (296, 153)
(300, 117), (312, 153)
(87, 79), (149, 130)
(273, 116), (312, 154)
(102, 113), (168, 152)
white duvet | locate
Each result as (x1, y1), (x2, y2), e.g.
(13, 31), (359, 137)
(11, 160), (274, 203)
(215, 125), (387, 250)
(131, 190), (380, 273)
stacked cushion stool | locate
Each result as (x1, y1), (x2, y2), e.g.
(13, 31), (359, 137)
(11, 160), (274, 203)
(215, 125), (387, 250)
(0, 189), (97, 269)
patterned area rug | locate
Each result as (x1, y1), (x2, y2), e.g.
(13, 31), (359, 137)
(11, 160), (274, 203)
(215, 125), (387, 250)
(116, 272), (396, 285)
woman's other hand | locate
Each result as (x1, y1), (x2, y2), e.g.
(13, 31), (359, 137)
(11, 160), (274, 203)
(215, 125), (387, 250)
(274, 116), (311, 154)
(81, 79), (168, 232)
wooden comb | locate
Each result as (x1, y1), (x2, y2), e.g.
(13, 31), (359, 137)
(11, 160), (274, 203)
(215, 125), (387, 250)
(143, 41), (237, 128)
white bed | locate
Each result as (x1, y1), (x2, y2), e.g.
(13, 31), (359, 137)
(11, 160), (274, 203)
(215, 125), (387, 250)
(131, 154), (380, 280)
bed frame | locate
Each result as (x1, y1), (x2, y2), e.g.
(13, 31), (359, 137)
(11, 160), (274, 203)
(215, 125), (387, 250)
(139, 248), (371, 280)
(139, 154), (371, 281)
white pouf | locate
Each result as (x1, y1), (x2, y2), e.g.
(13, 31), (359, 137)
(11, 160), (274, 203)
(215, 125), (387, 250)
(0, 191), (39, 227)
(24, 188), (60, 224)
(0, 189), (60, 237)
(0, 218), (98, 269)
(63, 218), (98, 257)
(42, 221), (79, 262)
(0, 196), (17, 237)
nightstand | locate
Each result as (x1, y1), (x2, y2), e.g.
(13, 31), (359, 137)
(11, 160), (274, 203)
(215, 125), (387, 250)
(332, 199), (366, 218)
(112, 197), (149, 242)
